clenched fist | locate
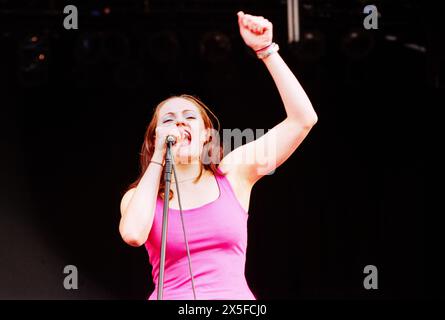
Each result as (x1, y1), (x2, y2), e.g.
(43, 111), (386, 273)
(237, 11), (273, 52)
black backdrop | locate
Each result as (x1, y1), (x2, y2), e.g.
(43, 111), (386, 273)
(0, 0), (438, 299)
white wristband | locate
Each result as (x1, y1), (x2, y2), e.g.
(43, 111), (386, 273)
(256, 42), (279, 59)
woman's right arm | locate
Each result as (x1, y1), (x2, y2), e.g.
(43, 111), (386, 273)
(119, 150), (164, 247)
(119, 125), (181, 247)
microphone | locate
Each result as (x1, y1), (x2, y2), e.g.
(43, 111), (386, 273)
(166, 135), (177, 145)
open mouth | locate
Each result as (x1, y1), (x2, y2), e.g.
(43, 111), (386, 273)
(179, 129), (192, 146)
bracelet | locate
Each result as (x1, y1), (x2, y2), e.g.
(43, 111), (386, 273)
(256, 42), (279, 59)
(255, 42), (273, 52)
(150, 160), (164, 167)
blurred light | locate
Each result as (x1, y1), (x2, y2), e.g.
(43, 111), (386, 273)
(199, 31), (232, 64)
(17, 33), (49, 86)
(290, 30), (325, 62)
(91, 9), (101, 17)
(304, 32), (314, 40)
(104, 7), (111, 15)
(404, 43), (426, 53)
(385, 35), (398, 42)
(340, 29), (375, 60)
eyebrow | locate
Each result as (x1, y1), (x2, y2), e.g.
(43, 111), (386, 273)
(161, 110), (197, 118)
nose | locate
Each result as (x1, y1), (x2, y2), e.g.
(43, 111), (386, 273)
(175, 117), (188, 127)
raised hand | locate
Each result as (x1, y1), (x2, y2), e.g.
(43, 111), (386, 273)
(237, 11), (273, 51)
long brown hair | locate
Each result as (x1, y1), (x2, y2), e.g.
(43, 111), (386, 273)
(126, 94), (224, 199)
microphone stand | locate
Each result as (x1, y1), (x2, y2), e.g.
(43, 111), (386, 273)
(157, 136), (175, 300)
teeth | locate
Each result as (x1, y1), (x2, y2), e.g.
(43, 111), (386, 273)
(180, 130), (191, 144)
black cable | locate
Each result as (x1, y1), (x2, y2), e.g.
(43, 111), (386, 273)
(171, 160), (197, 300)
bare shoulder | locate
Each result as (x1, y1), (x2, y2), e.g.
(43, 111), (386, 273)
(217, 164), (253, 212)
(218, 156), (255, 189)
(217, 161), (238, 186)
(120, 187), (136, 215)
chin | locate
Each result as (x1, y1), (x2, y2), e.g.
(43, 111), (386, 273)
(175, 152), (199, 165)
(173, 143), (202, 164)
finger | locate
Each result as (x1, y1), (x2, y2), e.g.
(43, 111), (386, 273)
(174, 128), (182, 140)
(248, 20), (258, 32)
(260, 18), (269, 26)
(260, 22), (270, 33)
(239, 15), (247, 28)
(249, 18), (265, 30)
(256, 17), (268, 27)
(252, 23), (263, 34)
(243, 14), (254, 25)
(244, 17), (251, 28)
(257, 20), (271, 32)
(237, 11), (244, 25)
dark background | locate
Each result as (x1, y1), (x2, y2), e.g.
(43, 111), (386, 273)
(0, 0), (439, 299)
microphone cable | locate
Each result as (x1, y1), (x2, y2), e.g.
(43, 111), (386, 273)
(171, 158), (197, 300)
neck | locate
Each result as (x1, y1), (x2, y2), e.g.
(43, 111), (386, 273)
(172, 162), (202, 183)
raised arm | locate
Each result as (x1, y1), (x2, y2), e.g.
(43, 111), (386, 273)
(219, 12), (318, 184)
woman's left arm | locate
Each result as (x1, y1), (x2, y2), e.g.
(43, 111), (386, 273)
(263, 50), (318, 127)
(220, 12), (318, 185)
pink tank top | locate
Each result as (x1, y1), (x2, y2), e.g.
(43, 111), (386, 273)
(145, 170), (256, 300)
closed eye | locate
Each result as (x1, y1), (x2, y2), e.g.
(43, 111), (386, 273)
(163, 118), (174, 123)
(186, 116), (196, 120)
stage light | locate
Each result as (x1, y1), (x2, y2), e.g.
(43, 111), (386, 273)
(17, 33), (49, 86)
(340, 29), (375, 60)
(199, 31), (232, 64)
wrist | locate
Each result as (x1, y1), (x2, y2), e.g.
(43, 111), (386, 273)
(151, 150), (165, 163)
(256, 42), (279, 60)
(254, 42), (273, 53)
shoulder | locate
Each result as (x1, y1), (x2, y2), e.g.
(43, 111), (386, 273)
(217, 164), (252, 212)
(218, 159), (255, 190)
